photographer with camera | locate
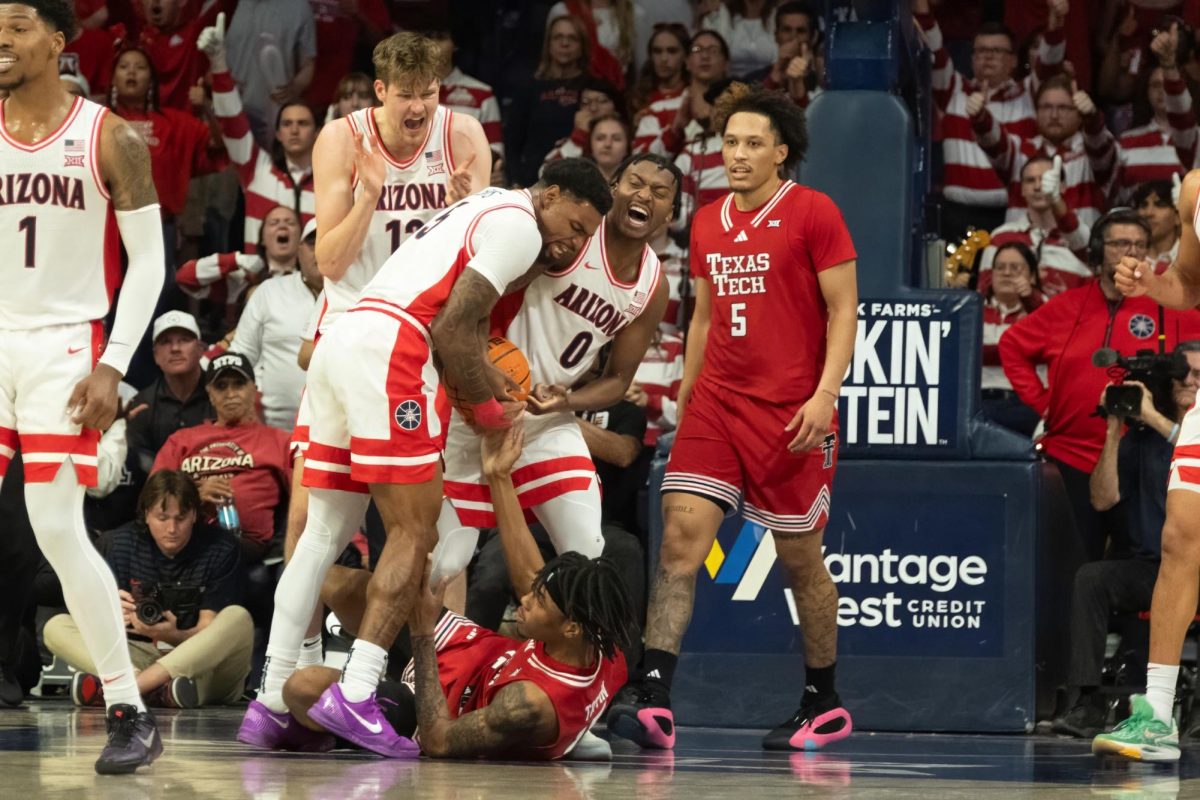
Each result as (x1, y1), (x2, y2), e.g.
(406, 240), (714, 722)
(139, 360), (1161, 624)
(43, 470), (252, 709)
(999, 209), (1200, 562)
(1051, 342), (1200, 738)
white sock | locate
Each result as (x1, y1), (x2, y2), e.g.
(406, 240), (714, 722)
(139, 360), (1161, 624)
(1146, 662), (1180, 723)
(296, 635), (324, 669)
(26, 467), (145, 711)
(259, 488), (368, 713)
(340, 640), (388, 702)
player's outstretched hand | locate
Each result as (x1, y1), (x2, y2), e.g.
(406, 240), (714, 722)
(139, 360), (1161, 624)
(353, 132), (387, 197)
(1113, 255), (1156, 297)
(68, 363), (122, 431)
(411, 555), (447, 636)
(527, 383), (570, 415)
(785, 390), (837, 453)
(481, 421), (526, 479)
(446, 153), (477, 205)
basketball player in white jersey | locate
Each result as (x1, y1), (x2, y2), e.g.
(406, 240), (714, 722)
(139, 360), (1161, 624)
(278, 30), (492, 666)
(0, 0), (166, 774)
(1094, 171), (1200, 760)
(240, 159), (612, 757)
(440, 154), (679, 563)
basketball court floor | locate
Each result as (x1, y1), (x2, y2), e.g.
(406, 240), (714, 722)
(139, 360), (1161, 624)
(0, 701), (1194, 798)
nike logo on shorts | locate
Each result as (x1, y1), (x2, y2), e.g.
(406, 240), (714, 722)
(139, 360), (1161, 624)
(67, 345), (87, 355)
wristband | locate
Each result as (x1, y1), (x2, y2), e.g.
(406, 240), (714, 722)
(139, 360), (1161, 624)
(471, 398), (510, 430)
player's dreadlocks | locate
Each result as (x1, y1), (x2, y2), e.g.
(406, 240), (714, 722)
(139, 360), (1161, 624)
(714, 82), (809, 172)
(532, 552), (635, 661)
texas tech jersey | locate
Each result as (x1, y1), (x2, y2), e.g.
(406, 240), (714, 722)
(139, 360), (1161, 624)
(403, 612), (627, 759)
(352, 187), (540, 329)
(498, 217), (662, 387)
(318, 105), (455, 334)
(690, 180), (857, 405)
(0, 97), (120, 330)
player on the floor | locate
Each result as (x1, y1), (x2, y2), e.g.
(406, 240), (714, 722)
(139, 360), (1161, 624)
(239, 159), (611, 758)
(282, 423), (633, 759)
(1092, 169), (1200, 762)
(439, 152), (678, 564)
(257, 28), (492, 676)
(605, 84), (859, 752)
(0, 0), (167, 775)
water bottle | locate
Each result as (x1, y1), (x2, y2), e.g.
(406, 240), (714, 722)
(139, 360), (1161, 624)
(217, 495), (241, 537)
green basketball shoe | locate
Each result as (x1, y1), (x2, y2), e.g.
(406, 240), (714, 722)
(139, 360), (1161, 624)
(1092, 695), (1180, 762)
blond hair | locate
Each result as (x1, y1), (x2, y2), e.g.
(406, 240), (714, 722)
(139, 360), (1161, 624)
(372, 32), (441, 90)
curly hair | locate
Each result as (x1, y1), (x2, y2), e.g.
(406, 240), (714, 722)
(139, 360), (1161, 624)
(21, 0), (75, 37)
(714, 83), (809, 171)
(539, 157), (614, 216)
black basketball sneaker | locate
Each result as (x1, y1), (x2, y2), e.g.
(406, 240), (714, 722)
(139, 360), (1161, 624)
(606, 678), (676, 749)
(95, 704), (162, 775)
(762, 693), (853, 751)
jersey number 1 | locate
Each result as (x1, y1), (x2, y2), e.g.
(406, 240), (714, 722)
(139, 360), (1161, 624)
(386, 219), (426, 253)
(18, 216), (35, 269)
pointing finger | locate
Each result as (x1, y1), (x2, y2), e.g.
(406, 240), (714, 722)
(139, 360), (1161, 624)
(456, 152), (476, 173)
(216, 11), (225, 36)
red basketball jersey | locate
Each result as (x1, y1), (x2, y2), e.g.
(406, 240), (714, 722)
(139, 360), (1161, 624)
(689, 180), (856, 404)
(405, 612), (627, 759)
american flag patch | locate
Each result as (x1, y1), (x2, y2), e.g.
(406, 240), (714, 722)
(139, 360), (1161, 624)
(425, 149), (443, 162)
(65, 139), (85, 154)
(633, 290), (647, 304)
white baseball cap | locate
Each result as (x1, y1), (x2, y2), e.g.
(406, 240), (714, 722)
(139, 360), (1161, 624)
(152, 310), (201, 343)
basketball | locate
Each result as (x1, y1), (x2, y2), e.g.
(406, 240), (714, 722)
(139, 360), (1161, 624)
(445, 337), (532, 424)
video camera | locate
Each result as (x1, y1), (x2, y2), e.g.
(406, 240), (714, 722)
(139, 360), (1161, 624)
(1092, 348), (1187, 417)
(131, 581), (206, 630)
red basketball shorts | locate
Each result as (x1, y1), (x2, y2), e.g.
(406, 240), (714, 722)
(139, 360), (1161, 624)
(662, 379), (837, 534)
(301, 304), (449, 493)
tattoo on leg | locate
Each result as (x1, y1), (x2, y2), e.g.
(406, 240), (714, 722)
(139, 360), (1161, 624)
(663, 504), (695, 514)
(644, 566), (697, 654)
(789, 563), (838, 667)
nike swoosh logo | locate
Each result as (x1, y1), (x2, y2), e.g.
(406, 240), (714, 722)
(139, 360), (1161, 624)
(67, 346), (87, 355)
(583, 263), (599, 270)
(344, 703), (383, 734)
(135, 730), (157, 749)
(267, 714), (289, 729)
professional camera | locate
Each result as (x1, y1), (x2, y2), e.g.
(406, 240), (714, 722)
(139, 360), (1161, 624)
(131, 581), (206, 630)
(1093, 348), (1187, 417)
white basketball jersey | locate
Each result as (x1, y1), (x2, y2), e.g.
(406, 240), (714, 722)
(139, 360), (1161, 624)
(354, 187), (541, 329)
(319, 105), (456, 333)
(0, 97), (118, 330)
(504, 217), (662, 387)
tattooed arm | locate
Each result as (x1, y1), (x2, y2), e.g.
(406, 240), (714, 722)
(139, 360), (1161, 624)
(431, 269), (500, 405)
(410, 633), (558, 757)
(70, 116), (164, 429)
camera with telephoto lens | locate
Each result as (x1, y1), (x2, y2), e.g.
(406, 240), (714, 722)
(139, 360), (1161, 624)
(131, 581), (206, 630)
(1093, 347), (1187, 418)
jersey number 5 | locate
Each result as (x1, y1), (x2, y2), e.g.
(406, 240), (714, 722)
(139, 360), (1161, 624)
(730, 302), (746, 337)
(18, 216), (35, 269)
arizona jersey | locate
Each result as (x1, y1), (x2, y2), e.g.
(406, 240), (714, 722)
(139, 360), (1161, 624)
(403, 612), (627, 759)
(498, 217), (662, 387)
(690, 180), (856, 405)
(352, 187), (540, 329)
(0, 97), (119, 330)
(318, 105), (455, 334)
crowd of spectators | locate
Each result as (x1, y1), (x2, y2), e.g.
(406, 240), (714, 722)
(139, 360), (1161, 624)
(6, 0), (1198, 734)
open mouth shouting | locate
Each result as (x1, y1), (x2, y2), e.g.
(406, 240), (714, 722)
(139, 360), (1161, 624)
(625, 201), (651, 231)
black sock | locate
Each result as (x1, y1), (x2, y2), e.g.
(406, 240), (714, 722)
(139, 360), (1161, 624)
(804, 663), (836, 703)
(640, 649), (678, 689)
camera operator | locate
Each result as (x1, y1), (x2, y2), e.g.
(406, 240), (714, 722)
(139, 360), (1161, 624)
(1051, 342), (1200, 738)
(999, 209), (1200, 561)
(43, 471), (252, 709)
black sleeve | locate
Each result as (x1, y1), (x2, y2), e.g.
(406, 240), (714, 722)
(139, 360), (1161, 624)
(199, 535), (244, 611)
(600, 400), (648, 443)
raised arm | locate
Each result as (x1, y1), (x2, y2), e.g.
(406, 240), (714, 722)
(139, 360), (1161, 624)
(447, 113), (493, 205)
(1115, 170), (1200, 309)
(312, 120), (386, 280)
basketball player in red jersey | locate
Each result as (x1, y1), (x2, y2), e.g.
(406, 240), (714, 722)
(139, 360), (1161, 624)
(278, 31), (493, 688)
(0, 0), (167, 774)
(281, 424), (633, 759)
(607, 84), (859, 752)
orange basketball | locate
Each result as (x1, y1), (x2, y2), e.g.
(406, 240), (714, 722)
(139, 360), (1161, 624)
(444, 337), (532, 425)
(487, 336), (532, 401)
